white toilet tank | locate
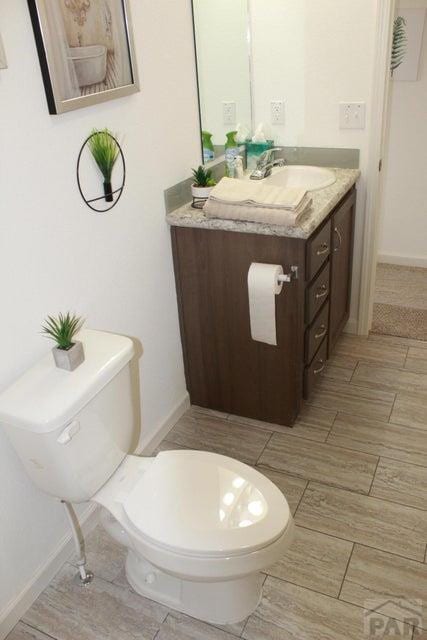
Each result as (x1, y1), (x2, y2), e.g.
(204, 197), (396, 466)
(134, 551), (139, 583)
(0, 330), (137, 503)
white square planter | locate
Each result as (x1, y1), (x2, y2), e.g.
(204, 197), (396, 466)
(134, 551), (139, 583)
(52, 341), (85, 371)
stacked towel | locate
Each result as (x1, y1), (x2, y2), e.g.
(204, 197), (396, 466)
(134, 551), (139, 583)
(204, 177), (312, 226)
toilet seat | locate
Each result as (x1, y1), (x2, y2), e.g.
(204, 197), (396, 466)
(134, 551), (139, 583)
(122, 450), (290, 559)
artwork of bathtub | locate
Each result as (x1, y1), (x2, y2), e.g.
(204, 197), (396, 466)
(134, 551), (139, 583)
(69, 45), (107, 87)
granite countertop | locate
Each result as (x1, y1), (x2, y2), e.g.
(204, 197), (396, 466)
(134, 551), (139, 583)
(166, 168), (360, 240)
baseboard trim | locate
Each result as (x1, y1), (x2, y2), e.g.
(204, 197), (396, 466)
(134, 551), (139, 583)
(0, 503), (99, 640)
(378, 254), (427, 269)
(140, 392), (190, 455)
(343, 318), (359, 335)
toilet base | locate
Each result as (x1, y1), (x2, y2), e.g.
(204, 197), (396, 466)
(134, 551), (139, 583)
(125, 551), (264, 625)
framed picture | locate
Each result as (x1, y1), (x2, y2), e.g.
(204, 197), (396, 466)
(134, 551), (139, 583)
(27, 0), (139, 114)
(0, 33), (7, 69)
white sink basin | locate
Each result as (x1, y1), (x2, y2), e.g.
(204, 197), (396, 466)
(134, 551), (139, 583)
(264, 165), (336, 191)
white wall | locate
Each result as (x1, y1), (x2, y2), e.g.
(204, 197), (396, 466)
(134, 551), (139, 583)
(193, 0), (252, 145)
(378, 2), (427, 267)
(0, 0), (199, 630)
(250, 0), (378, 326)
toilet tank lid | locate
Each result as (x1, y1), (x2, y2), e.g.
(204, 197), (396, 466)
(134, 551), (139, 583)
(0, 330), (134, 434)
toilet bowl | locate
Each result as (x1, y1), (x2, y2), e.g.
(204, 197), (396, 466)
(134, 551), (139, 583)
(0, 330), (294, 625)
(94, 450), (294, 624)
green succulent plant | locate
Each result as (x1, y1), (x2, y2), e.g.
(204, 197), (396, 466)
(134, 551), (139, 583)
(391, 16), (407, 76)
(87, 129), (120, 184)
(192, 165), (216, 188)
(42, 313), (84, 350)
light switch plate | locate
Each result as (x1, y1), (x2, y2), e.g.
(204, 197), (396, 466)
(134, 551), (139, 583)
(339, 102), (366, 129)
(223, 101), (237, 125)
(271, 100), (285, 125)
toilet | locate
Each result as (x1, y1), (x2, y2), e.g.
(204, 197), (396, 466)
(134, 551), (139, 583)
(0, 330), (294, 625)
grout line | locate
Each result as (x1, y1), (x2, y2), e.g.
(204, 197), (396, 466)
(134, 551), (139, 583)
(292, 480), (310, 517)
(239, 615), (250, 638)
(18, 622), (59, 640)
(388, 392), (398, 423)
(367, 455), (381, 496)
(337, 542), (355, 600)
(255, 431), (275, 465)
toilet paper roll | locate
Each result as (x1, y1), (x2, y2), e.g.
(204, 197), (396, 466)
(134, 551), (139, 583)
(247, 263), (284, 345)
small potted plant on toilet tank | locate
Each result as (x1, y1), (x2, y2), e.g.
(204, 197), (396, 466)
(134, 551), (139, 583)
(42, 312), (85, 371)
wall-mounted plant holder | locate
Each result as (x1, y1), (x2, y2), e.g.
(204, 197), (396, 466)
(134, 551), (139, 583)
(0, 33), (8, 70)
(77, 130), (126, 213)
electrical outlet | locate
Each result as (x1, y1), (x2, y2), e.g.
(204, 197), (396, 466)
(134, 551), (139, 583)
(339, 102), (366, 129)
(271, 100), (285, 125)
(223, 101), (236, 125)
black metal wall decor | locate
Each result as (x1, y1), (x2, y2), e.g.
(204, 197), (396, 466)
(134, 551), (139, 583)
(77, 132), (126, 213)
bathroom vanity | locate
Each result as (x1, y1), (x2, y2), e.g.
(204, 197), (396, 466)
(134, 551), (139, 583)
(168, 168), (359, 426)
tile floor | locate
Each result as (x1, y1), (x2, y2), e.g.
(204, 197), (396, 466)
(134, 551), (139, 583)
(7, 333), (427, 640)
(372, 263), (427, 341)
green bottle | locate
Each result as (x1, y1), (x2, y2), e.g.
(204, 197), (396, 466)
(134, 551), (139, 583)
(202, 131), (215, 163)
(225, 131), (239, 177)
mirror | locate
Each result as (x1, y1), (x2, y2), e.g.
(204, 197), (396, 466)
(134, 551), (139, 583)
(192, 0), (252, 161)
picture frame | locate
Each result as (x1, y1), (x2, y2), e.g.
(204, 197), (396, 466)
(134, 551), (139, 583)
(0, 33), (7, 69)
(27, 0), (139, 114)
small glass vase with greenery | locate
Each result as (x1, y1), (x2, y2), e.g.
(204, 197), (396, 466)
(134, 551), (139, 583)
(42, 312), (85, 371)
(191, 165), (216, 201)
(88, 129), (120, 202)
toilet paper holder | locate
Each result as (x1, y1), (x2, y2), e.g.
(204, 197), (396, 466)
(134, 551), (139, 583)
(277, 266), (298, 283)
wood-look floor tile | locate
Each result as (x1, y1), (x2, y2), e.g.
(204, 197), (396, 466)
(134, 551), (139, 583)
(153, 440), (189, 455)
(255, 466), (307, 515)
(6, 623), (53, 640)
(309, 377), (395, 421)
(328, 413), (427, 467)
(391, 391), (427, 430)
(340, 545), (427, 629)
(22, 563), (167, 640)
(258, 432), (378, 493)
(189, 405), (230, 420)
(332, 334), (408, 368)
(323, 362), (354, 382)
(267, 526), (353, 597)
(370, 458), (427, 510)
(352, 363), (427, 394)
(405, 347), (427, 374)
(166, 413), (272, 465)
(242, 578), (404, 640)
(414, 628), (427, 638)
(295, 483), (427, 561)
(69, 525), (126, 584)
(157, 613), (240, 639)
(368, 334), (427, 352)
(228, 404), (336, 443)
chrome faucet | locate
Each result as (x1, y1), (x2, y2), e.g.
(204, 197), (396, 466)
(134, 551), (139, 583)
(250, 148), (286, 180)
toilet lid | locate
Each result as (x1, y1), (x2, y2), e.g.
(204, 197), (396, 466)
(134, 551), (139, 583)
(123, 450), (290, 558)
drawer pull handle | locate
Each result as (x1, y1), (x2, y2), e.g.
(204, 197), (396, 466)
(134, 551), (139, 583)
(314, 324), (327, 340)
(316, 243), (329, 256)
(315, 284), (328, 300)
(334, 227), (342, 252)
(313, 360), (325, 375)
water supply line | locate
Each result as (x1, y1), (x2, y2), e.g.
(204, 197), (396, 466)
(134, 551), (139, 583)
(62, 500), (94, 585)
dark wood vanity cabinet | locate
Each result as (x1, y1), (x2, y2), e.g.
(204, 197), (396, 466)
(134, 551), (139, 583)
(171, 187), (356, 426)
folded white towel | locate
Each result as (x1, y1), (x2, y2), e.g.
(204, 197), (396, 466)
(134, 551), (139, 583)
(209, 177), (307, 210)
(204, 195), (312, 227)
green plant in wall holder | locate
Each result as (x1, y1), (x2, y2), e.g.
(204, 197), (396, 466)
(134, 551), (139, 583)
(88, 128), (120, 202)
(391, 16), (407, 76)
(42, 312), (85, 371)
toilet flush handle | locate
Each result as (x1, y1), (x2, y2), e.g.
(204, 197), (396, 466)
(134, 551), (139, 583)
(57, 420), (80, 445)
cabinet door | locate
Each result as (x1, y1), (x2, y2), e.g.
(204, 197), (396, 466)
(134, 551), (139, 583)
(328, 189), (356, 355)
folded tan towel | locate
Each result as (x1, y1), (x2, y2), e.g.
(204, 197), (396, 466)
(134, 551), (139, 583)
(209, 177), (307, 210)
(204, 195), (312, 227)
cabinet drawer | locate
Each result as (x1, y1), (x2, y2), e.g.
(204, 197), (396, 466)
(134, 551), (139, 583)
(306, 220), (331, 282)
(304, 337), (327, 399)
(306, 261), (330, 324)
(305, 301), (329, 364)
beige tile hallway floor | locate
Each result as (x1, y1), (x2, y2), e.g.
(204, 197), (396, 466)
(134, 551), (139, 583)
(7, 333), (427, 640)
